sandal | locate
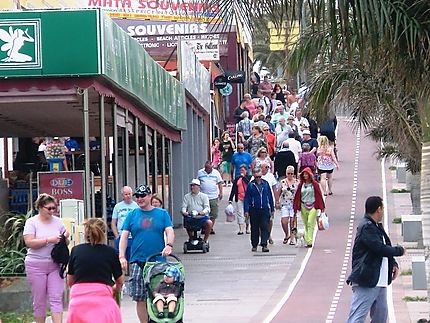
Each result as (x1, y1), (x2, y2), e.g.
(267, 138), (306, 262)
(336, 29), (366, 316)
(283, 237), (290, 244)
(289, 238), (296, 245)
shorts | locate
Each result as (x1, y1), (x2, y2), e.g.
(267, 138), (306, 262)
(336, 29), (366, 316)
(153, 294), (177, 305)
(281, 202), (295, 218)
(115, 236), (133, 261)
(184, 215), (209, 231)
(209, 199), (219, 219)
(221, 161), (232, 174)
(129, 262), (147, 302)
(318, 168), (334, 174)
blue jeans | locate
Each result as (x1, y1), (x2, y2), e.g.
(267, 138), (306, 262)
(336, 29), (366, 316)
(347, 285), (388, 323)
(115, 236), (133, 261)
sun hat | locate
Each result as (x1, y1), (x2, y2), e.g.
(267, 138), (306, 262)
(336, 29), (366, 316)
(190, 179), (201, 186)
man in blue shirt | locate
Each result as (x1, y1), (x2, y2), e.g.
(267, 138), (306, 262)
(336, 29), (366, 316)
(231, 143), (253, 178)
(244, 167), (274, 253)
(111, 186), (139, 260)
(119, 184), (174, 323)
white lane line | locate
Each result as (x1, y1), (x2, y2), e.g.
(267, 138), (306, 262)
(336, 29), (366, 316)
(381, 156), (397, 323)
(325, 130), (360, 322)
(263, 225), (319, 323)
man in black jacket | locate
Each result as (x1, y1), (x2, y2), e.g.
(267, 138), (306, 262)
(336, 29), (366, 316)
(346, 196), (405, 323)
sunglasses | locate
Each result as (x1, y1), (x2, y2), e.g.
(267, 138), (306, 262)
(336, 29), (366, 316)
(135, 193), (149, 198)
(44, 206), (56, 211)
(263, 129), (269, 131)
(287, 172), (294, 175)
(254, 176), (262, 179)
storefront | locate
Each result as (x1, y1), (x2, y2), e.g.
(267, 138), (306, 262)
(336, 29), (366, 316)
(0, 9), (209, 226)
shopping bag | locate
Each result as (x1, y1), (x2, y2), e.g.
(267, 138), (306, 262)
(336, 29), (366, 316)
(318, 212), (329, 231)
(225, 203), (235, 222)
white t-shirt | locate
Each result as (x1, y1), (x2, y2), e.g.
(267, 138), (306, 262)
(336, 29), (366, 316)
(376, 233), (389, 287)
(286, 138), (302, 162)
(197, 168), (223, 200)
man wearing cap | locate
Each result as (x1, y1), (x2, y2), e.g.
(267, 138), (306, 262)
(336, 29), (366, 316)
(112, 186), (139, 261)
(197, 161), (223, 234)
(119, 184), (175, 323)
(302, 129), (318, 154)
(182, 179), (212, 244)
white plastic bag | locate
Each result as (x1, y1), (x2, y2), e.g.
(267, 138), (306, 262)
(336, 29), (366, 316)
(225, 203), (235, 222)
(318, 212), (329, 231)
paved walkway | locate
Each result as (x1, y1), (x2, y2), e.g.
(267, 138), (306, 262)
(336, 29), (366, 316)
(47, 119), (428, 323)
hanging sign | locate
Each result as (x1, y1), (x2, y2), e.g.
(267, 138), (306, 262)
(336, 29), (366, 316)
(225, 70), (245, 83)
(219, 83), (233, 96)
(214, 75), (228, 89)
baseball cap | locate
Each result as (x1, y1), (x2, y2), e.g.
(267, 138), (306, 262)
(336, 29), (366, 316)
(302, 129), (311, 135)
(190, 178), (201, 186)
(134, 184), (152, 196)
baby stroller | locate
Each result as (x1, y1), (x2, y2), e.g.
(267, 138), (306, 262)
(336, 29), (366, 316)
(183, 211), (210, 253)
(144, 253), (185, 323)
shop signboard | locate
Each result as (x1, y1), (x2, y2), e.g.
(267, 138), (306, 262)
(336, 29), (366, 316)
(20, 0), (220, 22)
(0, 10), (99, 76)
(178, 41), (210, 113)
(183, 39), (219, 61)
(113, 19), (229, 60)
(38, 171), (84, 201)
(225, 70), (245, 83)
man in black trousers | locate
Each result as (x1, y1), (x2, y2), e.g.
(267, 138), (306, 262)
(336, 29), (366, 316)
(243, 167), (274, 252)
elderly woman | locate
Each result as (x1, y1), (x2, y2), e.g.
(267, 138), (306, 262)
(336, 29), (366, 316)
(67, 218), (124, 323)
(245, 126), (267, 157)
(23, 193), (69, 323)
(252, 147), (274, 173)
(293, 168), (325, 248)
(277, 166), (299, 245)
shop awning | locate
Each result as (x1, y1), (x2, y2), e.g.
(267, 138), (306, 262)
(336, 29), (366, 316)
(0, 9), (187, 137)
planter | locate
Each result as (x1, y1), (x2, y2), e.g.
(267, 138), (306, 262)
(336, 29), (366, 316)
(0, 276), (32, 313)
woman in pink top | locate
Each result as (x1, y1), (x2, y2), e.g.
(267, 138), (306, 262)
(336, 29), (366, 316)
(244, 93), (257, 117)
(228, 165), (252, 234)
(211, 138), (221, 169)
(23, 193), (69, 323)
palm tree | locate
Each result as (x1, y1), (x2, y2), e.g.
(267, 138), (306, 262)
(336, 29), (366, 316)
(205, 0), (430, 309)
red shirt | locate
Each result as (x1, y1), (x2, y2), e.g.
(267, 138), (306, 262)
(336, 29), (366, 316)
(265, 133), (276, 156)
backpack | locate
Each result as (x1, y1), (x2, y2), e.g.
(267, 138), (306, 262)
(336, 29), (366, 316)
(51, 233), (70, 279)
(300, 152), (315, 167)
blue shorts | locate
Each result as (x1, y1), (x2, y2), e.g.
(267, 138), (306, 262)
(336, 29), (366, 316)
(184, 216), (209, 231)
(115, 236), (133, 261)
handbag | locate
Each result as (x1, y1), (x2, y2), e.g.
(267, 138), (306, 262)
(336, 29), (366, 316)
(318, 212), (329, 231)
(51, 233), (70, 278)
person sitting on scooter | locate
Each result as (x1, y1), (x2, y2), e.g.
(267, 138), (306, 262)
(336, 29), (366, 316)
(181, 179), (212, 246)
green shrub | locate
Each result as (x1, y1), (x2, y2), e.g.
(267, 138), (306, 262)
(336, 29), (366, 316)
(403, 296), (428, 302)
(0, 212), (30, 275)
(392, 217), (402, 224)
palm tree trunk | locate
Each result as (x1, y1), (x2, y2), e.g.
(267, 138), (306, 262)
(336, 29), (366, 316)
(406, 171), (422, 215)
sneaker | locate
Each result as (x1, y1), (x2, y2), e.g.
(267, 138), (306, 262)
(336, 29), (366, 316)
(251, 247), (257, 252)
(157, 312), (164, 318)
(262, 246), (270, 252)
(237, 232), (244, 235)
(246, 230), (251, 234)
(168, 312), (175, 318)
(210, 229), (215, 235)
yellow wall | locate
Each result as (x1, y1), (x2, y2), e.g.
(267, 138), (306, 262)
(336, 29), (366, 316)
(0, 0), (18, 9)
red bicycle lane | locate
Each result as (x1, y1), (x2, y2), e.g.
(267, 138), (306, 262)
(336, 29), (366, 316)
(268, 122), (384, 323)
